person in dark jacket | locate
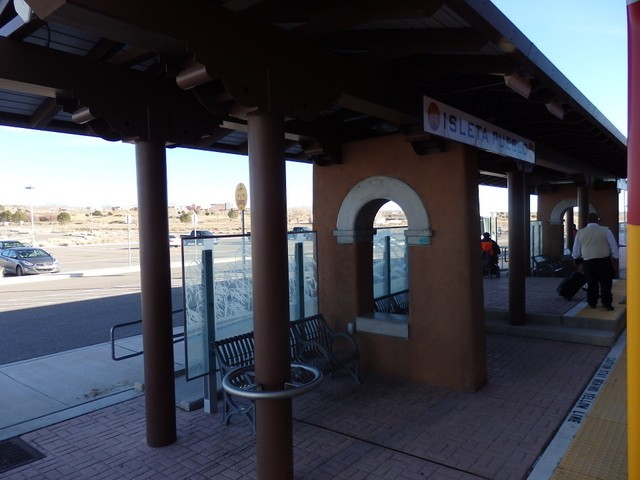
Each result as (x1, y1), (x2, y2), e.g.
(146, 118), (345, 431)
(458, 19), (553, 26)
(481, 232), (501, 277)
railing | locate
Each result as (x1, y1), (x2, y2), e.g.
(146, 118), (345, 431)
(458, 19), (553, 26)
(110, 308), (185, 361)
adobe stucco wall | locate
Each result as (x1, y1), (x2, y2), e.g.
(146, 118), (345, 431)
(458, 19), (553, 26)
(313, 134), (487, 391)
(538, 182), (620, 258)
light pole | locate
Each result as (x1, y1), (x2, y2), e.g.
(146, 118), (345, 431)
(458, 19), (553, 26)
(25, 186), (35, 245)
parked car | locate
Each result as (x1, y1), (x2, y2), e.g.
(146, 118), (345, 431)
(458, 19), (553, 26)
(182, 229), (219, 245)
(0, 247), (60, 276)
(0, 240), (26, 250)
(288, 226), (314, 240)
(169, 234), (180, 248)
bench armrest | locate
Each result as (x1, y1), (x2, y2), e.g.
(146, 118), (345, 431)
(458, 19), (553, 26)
(329, 331), (359, 355)
(295, 337), (331, 362)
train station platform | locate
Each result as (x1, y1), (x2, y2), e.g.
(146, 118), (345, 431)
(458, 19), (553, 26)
(0, 271), (629, 479)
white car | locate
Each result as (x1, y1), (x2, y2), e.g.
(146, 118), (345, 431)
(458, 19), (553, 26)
(169, 234), (180, 248)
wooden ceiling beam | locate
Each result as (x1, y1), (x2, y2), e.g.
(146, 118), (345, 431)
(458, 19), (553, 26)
(248, 0), (444, 38)
(324, 29), (487, 64)
(30, 97), (61, 128)
(26, 0), (419, 125)
(0, 36), (217, 144)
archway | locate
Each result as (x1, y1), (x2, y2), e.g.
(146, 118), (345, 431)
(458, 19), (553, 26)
(331, 176), (431, 335)
(549, 198), (596, 226)
(549, 198), (596, 252)
(333, 175), (432, 246)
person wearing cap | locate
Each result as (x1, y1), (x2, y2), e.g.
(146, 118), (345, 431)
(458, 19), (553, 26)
(572, 212), (619, 310)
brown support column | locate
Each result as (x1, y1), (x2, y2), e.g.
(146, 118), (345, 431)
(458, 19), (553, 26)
(135, 140), (177, 447)
(508, 169), (526, 326)
(578, 184), (590, 228)
(247, 111), (293, 480)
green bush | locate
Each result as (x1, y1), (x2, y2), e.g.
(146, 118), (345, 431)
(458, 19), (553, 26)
(57, 212), (72, 224)
(179, 212), (191, 223)
(12, 209), (29, 223)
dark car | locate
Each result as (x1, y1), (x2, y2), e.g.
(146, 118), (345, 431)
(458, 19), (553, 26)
(288, 226), (314, 240)
(0, 247), (61, 276)
(0, 240), (26, 250)
(182, 229), (219, 245)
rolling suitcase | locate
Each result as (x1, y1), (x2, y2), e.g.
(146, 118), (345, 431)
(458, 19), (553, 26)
(556, 272), (586, 300)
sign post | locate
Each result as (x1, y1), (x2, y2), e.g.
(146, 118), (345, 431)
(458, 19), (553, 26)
(125, 214), (132, 267)
(236, 182), (249, 270)
(235, 182), (248, 235)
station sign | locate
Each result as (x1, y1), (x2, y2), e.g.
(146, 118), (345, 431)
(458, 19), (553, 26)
(423, 95), (535, 163)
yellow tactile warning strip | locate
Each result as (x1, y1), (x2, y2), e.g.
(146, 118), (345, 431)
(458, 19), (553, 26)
(573, 279), (627, 320)
(551, 348), (628, 479)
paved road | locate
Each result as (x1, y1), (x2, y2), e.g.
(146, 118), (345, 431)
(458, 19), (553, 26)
(0, 244), (186, 365)
(0, 238), (277, 365)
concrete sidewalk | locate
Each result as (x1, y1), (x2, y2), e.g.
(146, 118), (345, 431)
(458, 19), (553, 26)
(0, 333), (203, 442)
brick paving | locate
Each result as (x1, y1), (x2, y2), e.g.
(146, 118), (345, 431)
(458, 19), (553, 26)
(482, 276), (586, 315)
(8, 333), (608, 480)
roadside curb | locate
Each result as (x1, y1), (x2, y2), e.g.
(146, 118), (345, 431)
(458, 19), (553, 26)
(0, 262), (183, 284)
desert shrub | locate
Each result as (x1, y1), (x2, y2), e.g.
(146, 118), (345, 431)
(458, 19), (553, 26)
(11, 209), (29, 223)
(92, 210), (103, 217)
(228, 208), (240, 219)
(179, 212), (191, 223)
(57, 212), (72, 224)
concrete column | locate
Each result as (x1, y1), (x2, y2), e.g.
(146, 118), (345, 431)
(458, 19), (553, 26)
(135, 140), (177, 447)
(247, 110), (293, 480)
(578, 185), (590, 228)
(508, 169), (526, 326)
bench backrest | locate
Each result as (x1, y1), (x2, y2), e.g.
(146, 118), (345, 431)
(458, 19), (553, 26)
(374, 290), (409, 314)
(212, 332), (255, 374)
(213, 327), (302, 372)
(290, 314), (330, 346)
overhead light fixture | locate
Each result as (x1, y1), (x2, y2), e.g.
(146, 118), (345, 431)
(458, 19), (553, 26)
(71, 106), (95, 124)
(176, 62), (212, 90)
(545, 100), (565, 120)
(504, 73), (532, 99)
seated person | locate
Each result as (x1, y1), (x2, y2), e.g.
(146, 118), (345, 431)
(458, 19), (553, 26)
(481, 232), (501, 277)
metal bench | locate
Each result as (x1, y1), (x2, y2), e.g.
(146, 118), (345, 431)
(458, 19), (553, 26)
(212, 314), (359, 431)
(211, 331), (259, 433)
(531, 254), (570, 277)
(373, 290), (409, 315)
(290, 314), (361, 384)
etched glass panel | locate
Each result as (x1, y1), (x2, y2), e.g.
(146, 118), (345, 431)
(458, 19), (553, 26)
(373, 227), (408, 298)
(183, 232), (318, 379)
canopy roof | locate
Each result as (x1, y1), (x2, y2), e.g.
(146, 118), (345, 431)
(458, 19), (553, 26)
(0, 0), (627, 190)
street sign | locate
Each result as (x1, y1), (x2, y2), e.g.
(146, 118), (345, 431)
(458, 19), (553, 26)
(235, 183), (248, 211)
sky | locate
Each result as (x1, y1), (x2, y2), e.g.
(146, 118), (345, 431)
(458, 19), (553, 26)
(0, 1), (629, 212)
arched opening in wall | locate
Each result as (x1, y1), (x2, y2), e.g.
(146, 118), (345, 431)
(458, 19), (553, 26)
(372, 201), (409, 315)
(549, 198), (596, 255)
(335, 177), (432, 337)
